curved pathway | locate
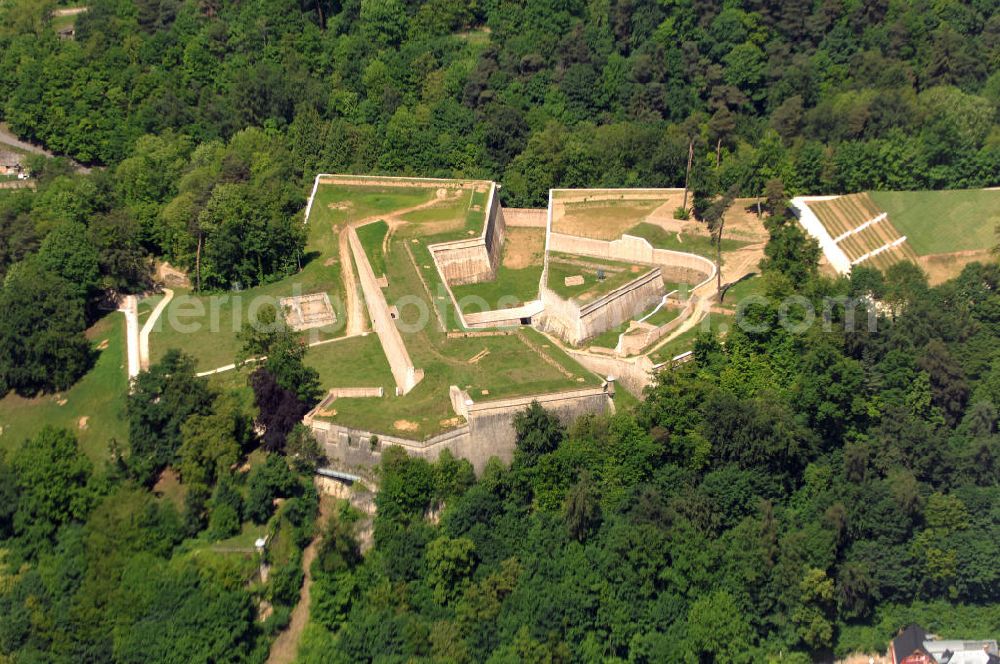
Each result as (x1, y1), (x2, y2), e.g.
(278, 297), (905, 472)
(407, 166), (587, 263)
(139, 288), (174, 371)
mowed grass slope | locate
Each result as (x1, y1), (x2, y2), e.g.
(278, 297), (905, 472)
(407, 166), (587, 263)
(868, 190), (1000, 255)
(546, 253), (650, 303)
(0, 312), (128, 463)
(627, 223), (750, 258)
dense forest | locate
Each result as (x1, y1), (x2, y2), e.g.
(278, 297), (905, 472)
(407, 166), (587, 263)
(1, 0), (999, 205)
(1, 0), (999, 661)
(288, 224), (1000, 662)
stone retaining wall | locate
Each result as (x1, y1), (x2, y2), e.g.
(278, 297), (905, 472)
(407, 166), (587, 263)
(348, 226), (423, 395)
(538, 268), (665, 345)
(428, 182), (506, 286)
(310, 384), (613, 472)
(328, 387), (384, 399)
(548, 232), (715, 285)
(564, 350), (656, 397)
(503, 207), (547, 228)
(618, 300), (693, 355)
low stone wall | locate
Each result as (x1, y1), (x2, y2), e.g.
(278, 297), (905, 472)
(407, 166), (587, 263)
(565, 350), (656, 398)
(462, 300), (544, 329)
(538, 268), (665, 345)
(310, 384), (613, 473)
(618, 301), (693, 355)
(503, 208), (547, 228)
(347, 226), (423, 395)
(429, 182), (506, 286)
(328, 387), (384, 399)
(548, 232), (715, 286)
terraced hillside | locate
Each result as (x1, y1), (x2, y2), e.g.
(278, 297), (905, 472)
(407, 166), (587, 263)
(807, 193), (920, 272)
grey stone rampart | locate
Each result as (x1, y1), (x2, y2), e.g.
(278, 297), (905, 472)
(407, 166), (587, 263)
(348, 226), (423, 394)
(538, 269), (665, 345)
(429, 182), (506, 286)
(310, 385), (612, 473)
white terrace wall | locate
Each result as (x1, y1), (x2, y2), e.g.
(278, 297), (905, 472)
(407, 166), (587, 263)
(790, 196), (852, 274)
(548, 232), (715, 285)
(428, 182), (507, 286)
(347, 225), (423, 395)
(310, 385), (612, 473)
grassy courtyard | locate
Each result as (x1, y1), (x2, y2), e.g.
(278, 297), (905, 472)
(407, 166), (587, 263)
(868, 189), (1000, 255)
(314, 234), (601, 438)
(148, 191), (351, 372)
(0, 312), (128, 463)
(546, 253), (650, 303)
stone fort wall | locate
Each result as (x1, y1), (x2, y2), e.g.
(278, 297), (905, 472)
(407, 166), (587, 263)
(548, 232), (715, 285)
(310, 384), (613, 473)
(428, 182), (507, 286)
(539, 268), (666, 345)
(348, 225), (423, 395)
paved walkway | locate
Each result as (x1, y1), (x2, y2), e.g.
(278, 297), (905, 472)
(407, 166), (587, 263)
(119, 296), (140, 379)
(139, 289), (173, 371)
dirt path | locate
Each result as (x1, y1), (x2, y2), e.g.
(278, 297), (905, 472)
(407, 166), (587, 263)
(0, 123), (90, 173)
(266, 491), (332, 664)
(337, 189), (462, 337)
(339, 230), (367, 336)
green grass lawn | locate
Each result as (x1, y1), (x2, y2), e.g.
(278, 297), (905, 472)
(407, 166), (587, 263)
(308, 183), (436, 228)
(719, 275), (764, 309)
(148, 257), (344, 372)
(400, 189), (473, 225)
(150, 196), (348, 372)
(627, 223), (750, 258)
(411, 188), (490, 242)
(357, 220), (388, 276)
(317, 237), (600, 438)
(643, 303), (684, 327)
(305, 335), (394, 390)
(450, 264), (543, 313)
(546, 253), (649, 303)
(868, 189), (1000, 255)
(0, 312), (128, 464)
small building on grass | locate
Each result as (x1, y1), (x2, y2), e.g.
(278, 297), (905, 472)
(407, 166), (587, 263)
(0, 150), (26, 178)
